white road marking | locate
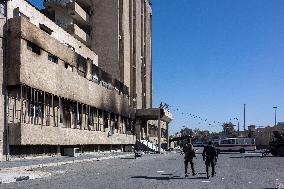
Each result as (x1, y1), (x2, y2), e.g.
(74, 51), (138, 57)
(201, 181), (211, 183)
(157, 171), (165, 173)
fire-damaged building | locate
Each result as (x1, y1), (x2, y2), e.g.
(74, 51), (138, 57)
(0, 0), (172, 161)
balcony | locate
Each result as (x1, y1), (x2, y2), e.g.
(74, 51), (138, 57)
(66, 1), (90, 27)
(44, 0), (90, 26)
(65, 24), (91, 47)
(76, 0), (92, 10)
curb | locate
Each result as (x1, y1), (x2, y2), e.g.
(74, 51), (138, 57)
(10, 153), (133, 170)
(0, 153), (133, 184)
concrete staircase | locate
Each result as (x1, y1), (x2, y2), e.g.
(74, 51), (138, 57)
(137, 140), (164, 152)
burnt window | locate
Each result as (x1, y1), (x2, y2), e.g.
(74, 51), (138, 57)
(39, 24), (53, 35)
(27, 88), (44, 119)
(64, 62), (73, 72)
(77, 55), (87, 78)
(48, 54), (58, 64)
(27, 41), (41, 55)
(92, 65), (100, 82)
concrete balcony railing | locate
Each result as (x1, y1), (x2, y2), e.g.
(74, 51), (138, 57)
(76, 0), (92, 10)
(44, 0), (90, 26)
(9, 123), (136, 146)
(65, 23), (91, 47)
(66, 1), (90, 27)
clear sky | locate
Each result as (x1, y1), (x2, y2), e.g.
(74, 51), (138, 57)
(29, 0), (284, 134)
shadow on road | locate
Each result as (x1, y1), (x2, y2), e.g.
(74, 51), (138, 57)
(131, 176), (208, 180)
(230, 156), (274, 159)
(120, 157), (136, 160)
(187, 176), (208, 180)
(131, 176), (182, 180)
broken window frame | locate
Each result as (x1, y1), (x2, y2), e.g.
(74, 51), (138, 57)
(27, 41), (41, 55)
(39, 24), (53, 35)
(48, 54), (58, 64)
(64, 62), (73, 72)
(77, 55), (87, 78)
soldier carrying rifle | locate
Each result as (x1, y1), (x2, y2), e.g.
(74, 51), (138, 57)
(202, 141), (218, 179)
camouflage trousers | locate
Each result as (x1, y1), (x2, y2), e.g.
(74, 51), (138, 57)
(184, 159), (195, 175)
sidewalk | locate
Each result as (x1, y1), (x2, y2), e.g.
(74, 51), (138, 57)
(0, 152), (133, 169)
(0, 152), (134, 184)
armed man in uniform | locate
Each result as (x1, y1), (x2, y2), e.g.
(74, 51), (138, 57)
(202, 141), (218, 179)
(182, 142), (196, 177)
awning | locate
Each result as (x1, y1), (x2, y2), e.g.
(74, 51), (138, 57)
(136, 108), (173, 123)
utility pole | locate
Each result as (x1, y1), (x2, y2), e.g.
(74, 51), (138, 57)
(243, 104), (246, 131)
(238, 121), (240, 136)
(273, 107), (277, 126)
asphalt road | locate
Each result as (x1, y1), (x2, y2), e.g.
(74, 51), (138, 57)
(1, 151), (284, 189)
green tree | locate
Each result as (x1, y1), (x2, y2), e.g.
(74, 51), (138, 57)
(223, 122), (237, 137)
(180, 127), (194, 137)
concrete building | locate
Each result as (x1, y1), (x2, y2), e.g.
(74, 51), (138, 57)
(0, 0), (172, 161)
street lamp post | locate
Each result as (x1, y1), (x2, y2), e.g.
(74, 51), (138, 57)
(273, 107), (277, 126)
(234, 118), (240, 136)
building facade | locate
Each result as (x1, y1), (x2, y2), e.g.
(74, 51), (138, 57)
(0, 0), (171, 161)
(45, 0), (153, 110)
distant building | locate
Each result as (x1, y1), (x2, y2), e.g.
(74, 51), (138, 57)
(255, 125), (284, 146)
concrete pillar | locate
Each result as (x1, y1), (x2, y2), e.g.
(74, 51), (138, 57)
(158, 116), (161, 153)
(118, 115), (121, 134)
(86, 59), (93, 81)
(166, 123), (170, 151)
(102, 111), (105, 132)
(57, 145), (61, 156)
(108, 112), (111, 133)
(141, 126), (144, 139)
(146, 121), (149, 138)
(81, 104), (86, 130)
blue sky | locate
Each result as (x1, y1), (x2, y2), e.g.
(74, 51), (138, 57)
(29, 0), (284, 134)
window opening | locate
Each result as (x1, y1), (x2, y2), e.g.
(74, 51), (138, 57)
(27, 41), (41, 55)
(48, 54), (58, 64)
(39, 24), (53, 35)
(64, 62), (73, 72)
(77, 55), (87, 77)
